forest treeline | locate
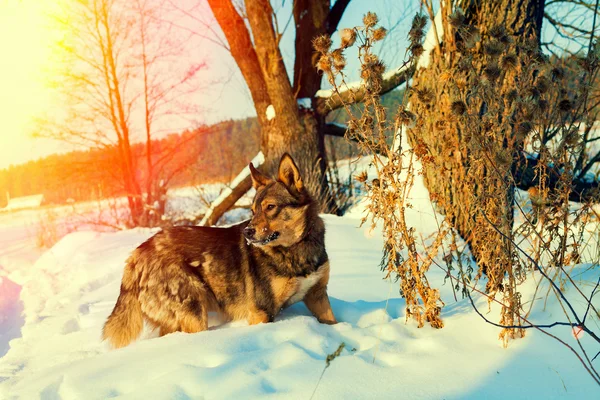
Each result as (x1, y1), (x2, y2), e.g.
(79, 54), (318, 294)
(0, 90), (404, 208)
(0, 118), (260, 208)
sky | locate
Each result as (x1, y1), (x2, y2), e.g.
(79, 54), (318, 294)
(0, 0), (588, 170)
(0, 1), (66, 169)
(0, 0), (417, 169)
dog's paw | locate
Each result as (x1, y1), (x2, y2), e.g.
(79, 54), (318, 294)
(318, 318), (338, 325)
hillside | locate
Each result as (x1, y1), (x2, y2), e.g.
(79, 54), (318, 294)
(0, 90), (405, 209)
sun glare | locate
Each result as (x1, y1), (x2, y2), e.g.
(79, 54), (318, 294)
(0, 1), (65, 168)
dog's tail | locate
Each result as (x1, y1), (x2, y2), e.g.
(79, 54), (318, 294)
(102, 259), (143, 349)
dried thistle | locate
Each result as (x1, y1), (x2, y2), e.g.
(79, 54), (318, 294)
(360, 114), (374, 129)
(558, 99), (572, 112)
(495, 148), (513, 167)
(372, 60), (386, 75)
(536, 99), (548, 114)
(410, 43), (424, 58)
(316, 55), (332, 72)
(312, 35), (332, 54)
(577, 55), (595, 73)
(339, 28), (357, 48)
(462, 27), (481, 49)
(551, 67), (565, 82)
(355, 171), (368, 183)
(439, 71), (452, 83)
(411, 13), (428, 31)
(397, 108), (417, 128)
(489, 25), (506, 40)
(363, 53), (379, 65)
(376, 106), (386, 122)
(535, 76), (550, 94)
(451, 100), (467, 116)
(332, 49), (346, 71)
(484, 40), (504, 57)
(500, 54), (517, 70)
(360, 64), (370, 80)
(409, 25), (424, 44)
(363, 12), (378, 28)
(483, 62), (501, 81)
(457, 57), (473, 72)
(526, 87), (541, 101)
(520, 103), (536, 121)
(564, 130), (580, 147)
(347, 119), (358, 134)
(517, 121), (533, 139)
(527, 187), (545, 207)
(448, 9), (466, 27)
(373, 27), (387, 42)
(506, 89), (519, 103)
(455, 75), (468, 90)
(416, 88), (435, 104)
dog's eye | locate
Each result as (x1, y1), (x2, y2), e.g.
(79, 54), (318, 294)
(265, 204), (276, 211)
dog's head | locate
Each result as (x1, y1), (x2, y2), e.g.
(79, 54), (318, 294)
(244, 153), (312, 247)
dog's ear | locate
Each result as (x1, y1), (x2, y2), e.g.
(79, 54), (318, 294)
(278, 153), (304, 193)
(249, 163), (270, 190)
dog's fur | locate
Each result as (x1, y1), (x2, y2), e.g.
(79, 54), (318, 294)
(102, 154), (337, 348)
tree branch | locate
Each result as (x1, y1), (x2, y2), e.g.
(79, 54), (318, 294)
(200, 151), (264, 226)
(325, 0), (351, 35)
(314, 62), (414, 115)
(544, 12), (593, 36)
(206, 0), (271, 123)
(323, 122), (387, 155)
(514, 154), (600, 203)
(323, 122), (347, 138)
(292, 0), (329, 98)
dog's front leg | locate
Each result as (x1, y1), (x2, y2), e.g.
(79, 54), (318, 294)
(304, 282), (337, 325)
(248, 309), (270, 325)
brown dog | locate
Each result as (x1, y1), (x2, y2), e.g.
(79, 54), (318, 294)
(102, 153), (337, 348)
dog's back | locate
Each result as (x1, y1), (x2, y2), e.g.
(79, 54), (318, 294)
(102, 223), (247, 348)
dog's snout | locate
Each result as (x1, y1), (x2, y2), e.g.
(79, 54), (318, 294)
(243, 226), (256, 238)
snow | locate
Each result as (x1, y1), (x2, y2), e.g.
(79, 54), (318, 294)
(0, 277), (22, 358)
(266, 105), (276, 121)
(0, 159), (597, 399)
(315, 79), (362, 99)
(416, 10), (444, 70)
(330, 121), (347, 130)
(3, 194), (44, 211)
(297, 98), (312, 110)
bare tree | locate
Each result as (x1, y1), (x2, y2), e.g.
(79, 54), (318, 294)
(169, 0), (414, 225)
(39, 0), (205, 227)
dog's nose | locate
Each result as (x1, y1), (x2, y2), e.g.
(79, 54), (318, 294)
(243, 227), (256, 238)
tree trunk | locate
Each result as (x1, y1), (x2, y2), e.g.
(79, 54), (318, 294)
(406, 0), (544, 317)
(245, 0), (327, 202)
(97, 0), (144, 226)
(206, 0), (351, 215)
(291, 0), (336, 211)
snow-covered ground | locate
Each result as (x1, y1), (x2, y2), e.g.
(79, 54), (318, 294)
(0, 160), (599, 399)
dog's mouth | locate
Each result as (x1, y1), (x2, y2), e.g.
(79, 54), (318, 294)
(246, 231), (280, 246)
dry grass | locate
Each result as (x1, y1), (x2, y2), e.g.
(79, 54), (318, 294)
(314, 12), (445, 329)
(315, 3), (600, 349)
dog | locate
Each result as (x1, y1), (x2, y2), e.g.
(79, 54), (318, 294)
(102, 153), (337, 348)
